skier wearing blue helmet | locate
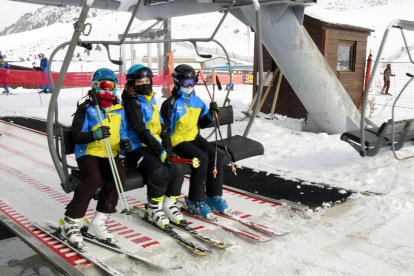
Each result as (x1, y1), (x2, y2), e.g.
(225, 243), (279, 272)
(62, 68), (131, 251)
(122, 64), (185, 229)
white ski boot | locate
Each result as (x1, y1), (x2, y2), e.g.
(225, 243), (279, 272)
(87, 212), (119, 246)
(162, 196), (185, 225)
(147, 198), (170, 229)
(62, 216), (87, 252)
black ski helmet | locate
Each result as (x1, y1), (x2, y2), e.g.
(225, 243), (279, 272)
(172, 64), (197, 88)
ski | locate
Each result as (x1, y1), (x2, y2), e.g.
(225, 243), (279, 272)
(127, 207), (212, 256)
(132, 205), (234, 249)
(77, 224), (182, 270)
(32, 222), (124, 276)
(170, 221), (235, 249)
(213, 212), (289, 237)
(180, 208), (273, 242)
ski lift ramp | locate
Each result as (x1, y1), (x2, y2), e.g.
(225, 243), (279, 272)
(0, 119), (282, 274)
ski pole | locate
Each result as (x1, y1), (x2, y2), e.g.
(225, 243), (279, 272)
(212, 73), (218, 178)
(91, 93), (131, 220)
(199, 70), (237, 175)
(199, 69), (219, 176)
(169, 157), (200, 168)
(214, 75), (237, 174)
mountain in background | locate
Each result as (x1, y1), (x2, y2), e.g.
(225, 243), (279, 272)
(1, 0), (411, 36)
(0, 6), (111, 35)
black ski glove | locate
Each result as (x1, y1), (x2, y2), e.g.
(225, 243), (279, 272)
(209, 101), (219, 114)
(92, 126), (111, 140)
(121, 139), (132, 152)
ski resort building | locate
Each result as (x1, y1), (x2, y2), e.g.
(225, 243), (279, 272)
(255, 14), (373, 119)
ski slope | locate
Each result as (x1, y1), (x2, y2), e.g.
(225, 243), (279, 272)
(1, 85), (414, 275)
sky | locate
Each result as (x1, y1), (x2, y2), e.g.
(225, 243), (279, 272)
(0, 1), (414, 275)
(0, 1), (40, 30)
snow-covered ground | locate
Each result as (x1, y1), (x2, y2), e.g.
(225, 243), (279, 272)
(1, 82), (414, 275)
(1, 0), (414, 275)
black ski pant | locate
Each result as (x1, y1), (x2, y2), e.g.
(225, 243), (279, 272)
(173, 135), (224, 202)
(126, 147), (183, 199)
(65, 155), (126, 219)
(383, 79), (391, 94)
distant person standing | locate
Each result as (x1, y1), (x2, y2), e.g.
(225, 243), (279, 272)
(0, 55), (10, 94)
(33, 53), (52, 93)
(381, 63), (395, 95)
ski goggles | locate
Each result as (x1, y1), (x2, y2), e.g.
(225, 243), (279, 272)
(180, 78), (196, 87)
(96, 80), (116, 91)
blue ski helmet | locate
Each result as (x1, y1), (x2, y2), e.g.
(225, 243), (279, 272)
(126, 64), (153, 85)
(91, 68), (118, 94)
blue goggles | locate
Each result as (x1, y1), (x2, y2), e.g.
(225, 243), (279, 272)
(180, 78), (196, 87)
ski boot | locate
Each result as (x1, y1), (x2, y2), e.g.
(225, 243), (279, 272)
(62, 216), (87, 252)
(147, 197), (170, 229)
(206, 196), (233, 216)
(87, 212), (119, 247)
(163, 196), (187, 226)
(187, 200), (216, 220)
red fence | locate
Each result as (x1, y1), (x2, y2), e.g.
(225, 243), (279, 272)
(0, 69), (252, 89)
(0, 69), (174, 88)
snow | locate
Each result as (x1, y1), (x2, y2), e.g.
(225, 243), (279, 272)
(1, 1), (414, 275)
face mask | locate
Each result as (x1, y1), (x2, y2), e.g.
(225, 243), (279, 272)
(180, 86), (194, 95)
(134, 83), (152, 95)
(98, 93), (115, 108)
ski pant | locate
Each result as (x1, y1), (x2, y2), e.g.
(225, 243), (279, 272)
(173, 135), (224, 202)
(125, 147), (183, 199)
(41, 69), (52, 91)
(383, 79), (390, 94)
(2, 83), (9, 93)
(65, 155), (126, 219)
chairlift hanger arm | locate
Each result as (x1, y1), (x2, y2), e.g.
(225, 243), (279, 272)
(119, 0), (142, 44)
(46, 1), (92, 187)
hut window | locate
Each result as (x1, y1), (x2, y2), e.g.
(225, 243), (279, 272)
(337, 41), (355, 71)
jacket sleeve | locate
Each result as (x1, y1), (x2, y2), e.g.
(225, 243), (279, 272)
(160, 98), (174, 155)
(71, 102), (95, 144)
(199, 100), (215, 128)
(118, 109), (129, 141)
(123, 95), (165, 157)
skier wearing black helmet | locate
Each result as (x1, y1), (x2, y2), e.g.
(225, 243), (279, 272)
(161, 64), (232, 220)
(122, 64), (185, 229)
(63, 68), (130, 251)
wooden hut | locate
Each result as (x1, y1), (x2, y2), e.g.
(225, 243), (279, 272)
(254, 14), (373, 119)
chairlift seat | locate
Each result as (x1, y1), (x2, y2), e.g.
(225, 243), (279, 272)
(61, 105), (264, 194)
(340, 119), (411, 156)
(203, 105), (264, 162)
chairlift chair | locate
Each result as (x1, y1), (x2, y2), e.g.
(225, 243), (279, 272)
(340, 19), (414, 160)
(46, 1), (265, 193)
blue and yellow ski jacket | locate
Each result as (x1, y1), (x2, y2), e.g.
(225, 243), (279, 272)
(71, 100), (128, 160)
(161, 89), (214, 147)
(122, 91), (172, 157)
